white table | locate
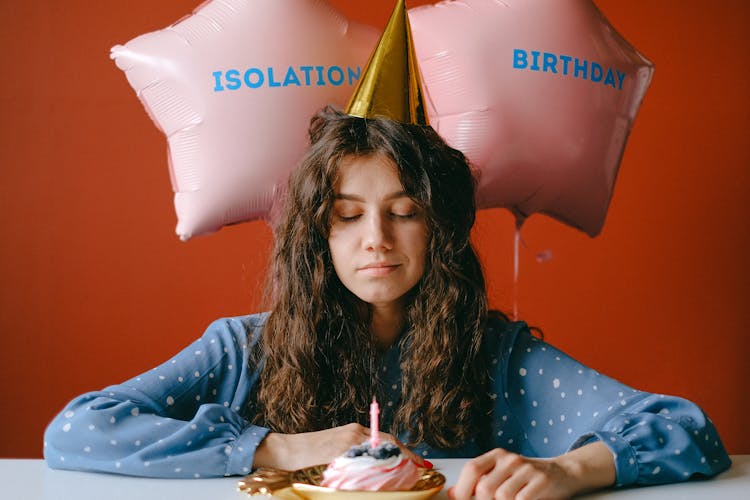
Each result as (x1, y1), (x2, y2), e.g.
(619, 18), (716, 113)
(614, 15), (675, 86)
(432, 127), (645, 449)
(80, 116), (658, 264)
(2, 456), (748, 499)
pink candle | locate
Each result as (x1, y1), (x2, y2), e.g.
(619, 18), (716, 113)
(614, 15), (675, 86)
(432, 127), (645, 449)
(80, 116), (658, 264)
(370, 396), (380, 448)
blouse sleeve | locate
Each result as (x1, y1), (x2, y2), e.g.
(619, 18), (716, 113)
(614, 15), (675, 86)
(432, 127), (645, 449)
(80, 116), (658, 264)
(43, 315), (270, 478)
(497, 323), (731, 487)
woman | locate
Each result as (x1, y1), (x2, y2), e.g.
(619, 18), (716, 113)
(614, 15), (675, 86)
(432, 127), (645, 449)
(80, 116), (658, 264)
(45, 108), (730, 498)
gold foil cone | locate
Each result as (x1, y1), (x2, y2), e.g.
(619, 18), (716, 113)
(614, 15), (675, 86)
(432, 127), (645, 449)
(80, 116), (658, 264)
(345, 0), (429, 125)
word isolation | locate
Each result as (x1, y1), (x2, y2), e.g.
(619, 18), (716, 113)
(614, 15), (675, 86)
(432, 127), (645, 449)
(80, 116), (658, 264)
(212, 65), (362, 91)
(513, 49), (626, 90)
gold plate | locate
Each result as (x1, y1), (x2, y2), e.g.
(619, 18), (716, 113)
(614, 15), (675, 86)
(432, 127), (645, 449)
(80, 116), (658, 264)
(238, 464), (445, 499)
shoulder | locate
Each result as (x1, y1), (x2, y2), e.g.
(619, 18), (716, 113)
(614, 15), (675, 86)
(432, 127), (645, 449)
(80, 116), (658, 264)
(484, 314), (534, 361)
(202, 312), (269, 348)
(483, 316), (549, 390)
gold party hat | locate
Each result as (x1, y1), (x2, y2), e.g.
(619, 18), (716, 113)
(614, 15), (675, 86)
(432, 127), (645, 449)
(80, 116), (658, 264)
(346, 0), (429, 125)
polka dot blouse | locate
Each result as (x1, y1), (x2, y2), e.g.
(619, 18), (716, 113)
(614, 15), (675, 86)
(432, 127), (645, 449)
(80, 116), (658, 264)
(44, 314), (731, 484)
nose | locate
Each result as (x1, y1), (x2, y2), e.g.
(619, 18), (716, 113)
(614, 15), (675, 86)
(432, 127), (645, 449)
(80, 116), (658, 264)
(363, 212), (393, 252)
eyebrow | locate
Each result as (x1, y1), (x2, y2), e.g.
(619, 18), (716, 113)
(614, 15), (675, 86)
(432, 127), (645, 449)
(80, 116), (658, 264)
(334, 191), (410, 202)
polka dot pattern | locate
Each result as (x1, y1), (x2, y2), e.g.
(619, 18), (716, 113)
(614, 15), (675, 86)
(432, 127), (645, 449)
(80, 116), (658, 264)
(43, 315), (271, 479)
(496, 324), (730, 487)
(42, 314), (730, 486)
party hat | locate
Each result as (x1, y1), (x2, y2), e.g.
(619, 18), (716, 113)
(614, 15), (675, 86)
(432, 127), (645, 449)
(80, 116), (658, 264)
(346, 0), (429, 125)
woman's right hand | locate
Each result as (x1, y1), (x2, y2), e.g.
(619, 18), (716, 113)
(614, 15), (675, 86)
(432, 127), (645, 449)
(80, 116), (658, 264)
(253, 423), (424, 471)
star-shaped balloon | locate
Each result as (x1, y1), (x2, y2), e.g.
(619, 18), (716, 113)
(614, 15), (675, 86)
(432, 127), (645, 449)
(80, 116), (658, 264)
(112, 0), (377, 240)
(410, 0), (654, 236)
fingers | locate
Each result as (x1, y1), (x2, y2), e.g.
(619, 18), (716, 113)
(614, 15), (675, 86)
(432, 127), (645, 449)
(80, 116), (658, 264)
(337, 424), (428, 468)
(450, 449), (509, 500)
(398, 444), (426, 467)
(450, 449), (543, 500)
(475, 462), (520, 499)
(489, 462), (535, 499)
(376, 430), (426, 467)
(340, 422), (370, 447)
(398, 445), (424, 466)
(515, 472), (553, 500)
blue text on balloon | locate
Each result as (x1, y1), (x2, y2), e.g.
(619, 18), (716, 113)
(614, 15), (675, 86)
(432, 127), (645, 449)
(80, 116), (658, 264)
(212, 65), (362, 91)
(513, 49), (626, 90)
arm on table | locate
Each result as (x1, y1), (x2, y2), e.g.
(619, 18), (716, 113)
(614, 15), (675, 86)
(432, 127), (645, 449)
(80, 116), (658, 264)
(44, 316), (269, 478)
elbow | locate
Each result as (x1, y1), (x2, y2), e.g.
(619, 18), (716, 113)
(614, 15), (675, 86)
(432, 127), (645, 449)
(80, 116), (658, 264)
(43, 394), (102, 470)
(43, 413), (74, 470)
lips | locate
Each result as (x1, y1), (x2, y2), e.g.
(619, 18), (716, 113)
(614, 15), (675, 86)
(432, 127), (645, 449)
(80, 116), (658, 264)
(360, 262), (399, 270)
(358, 262), (401, 276)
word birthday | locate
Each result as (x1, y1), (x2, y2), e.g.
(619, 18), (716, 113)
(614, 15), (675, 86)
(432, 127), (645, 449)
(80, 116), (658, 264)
(512, 49), (626, 90)
(212, 65), (362, 91)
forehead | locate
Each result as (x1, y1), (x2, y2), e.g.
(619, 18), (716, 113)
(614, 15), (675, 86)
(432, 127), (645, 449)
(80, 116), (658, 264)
(334, 154), (402, 193)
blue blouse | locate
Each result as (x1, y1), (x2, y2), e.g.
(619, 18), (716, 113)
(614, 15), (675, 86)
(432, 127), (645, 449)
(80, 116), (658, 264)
(44, 314), (731, 485)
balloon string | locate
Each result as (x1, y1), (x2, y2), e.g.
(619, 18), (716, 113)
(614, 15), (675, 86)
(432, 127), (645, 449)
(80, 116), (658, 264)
(511, 219), (553, 322)
(513, 225), (520, 321)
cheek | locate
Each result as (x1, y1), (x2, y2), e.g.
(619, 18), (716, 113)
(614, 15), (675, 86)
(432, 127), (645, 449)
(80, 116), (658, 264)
(327, 233), (350, 271)
(413, 225), (429, 250)
(406, 229), (429, 268)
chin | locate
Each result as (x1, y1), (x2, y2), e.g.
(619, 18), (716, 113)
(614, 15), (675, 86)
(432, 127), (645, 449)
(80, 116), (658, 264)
(359, 295), (403, 307)
(356, 289), (413, 309)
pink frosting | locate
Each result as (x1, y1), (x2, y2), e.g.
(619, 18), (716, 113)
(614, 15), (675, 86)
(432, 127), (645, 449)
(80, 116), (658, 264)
(321, 455), (420, 491)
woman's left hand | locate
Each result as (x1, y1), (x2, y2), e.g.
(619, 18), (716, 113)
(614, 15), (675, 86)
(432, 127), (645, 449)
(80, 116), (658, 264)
(448, 448), (575, 499)
(448, 443), (615, 500)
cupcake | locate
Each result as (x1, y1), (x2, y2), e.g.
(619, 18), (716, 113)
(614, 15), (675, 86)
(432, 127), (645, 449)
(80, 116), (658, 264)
(320, 441), (420, 491)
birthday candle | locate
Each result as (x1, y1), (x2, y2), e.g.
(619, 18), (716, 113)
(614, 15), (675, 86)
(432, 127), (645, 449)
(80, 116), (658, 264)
(370, 396), (380, 448)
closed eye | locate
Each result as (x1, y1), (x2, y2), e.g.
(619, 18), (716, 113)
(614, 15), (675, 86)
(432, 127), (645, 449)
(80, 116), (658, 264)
(391, 212), (417, 220)
(337, 214), (362, 222)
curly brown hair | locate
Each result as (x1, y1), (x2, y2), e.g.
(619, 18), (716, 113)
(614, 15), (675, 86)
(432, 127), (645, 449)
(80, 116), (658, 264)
(251, 106), (503, 449)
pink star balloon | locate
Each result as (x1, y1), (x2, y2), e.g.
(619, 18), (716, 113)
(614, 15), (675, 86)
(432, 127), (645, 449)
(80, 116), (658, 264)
(410, 0), (654, 236)
(111, 0), (377, 240)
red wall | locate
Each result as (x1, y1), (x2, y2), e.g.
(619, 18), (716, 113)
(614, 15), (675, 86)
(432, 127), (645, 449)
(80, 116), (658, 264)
(1, 1), (748, 457)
